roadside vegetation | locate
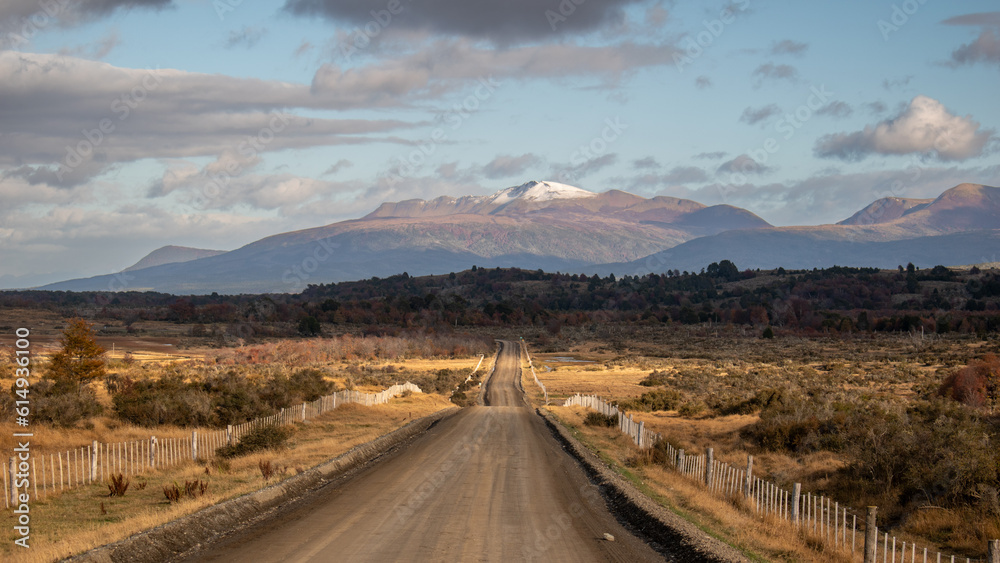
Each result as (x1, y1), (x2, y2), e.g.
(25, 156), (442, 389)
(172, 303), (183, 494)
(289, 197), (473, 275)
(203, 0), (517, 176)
(0, 321), (481, 562)
(534, 327), (1000, 560)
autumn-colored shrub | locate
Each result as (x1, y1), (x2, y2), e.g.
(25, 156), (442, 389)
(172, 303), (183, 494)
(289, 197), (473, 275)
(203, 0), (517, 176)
(939, 354), (1000, 407)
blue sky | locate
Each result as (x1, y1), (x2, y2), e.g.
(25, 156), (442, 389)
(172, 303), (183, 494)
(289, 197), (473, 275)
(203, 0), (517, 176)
(0, 0), (998, 286)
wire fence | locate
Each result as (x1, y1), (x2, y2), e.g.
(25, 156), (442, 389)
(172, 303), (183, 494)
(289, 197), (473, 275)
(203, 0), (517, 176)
(519, 340), (547, 404)
(4, 382), (422, 508)
(563, 393), (992, 563)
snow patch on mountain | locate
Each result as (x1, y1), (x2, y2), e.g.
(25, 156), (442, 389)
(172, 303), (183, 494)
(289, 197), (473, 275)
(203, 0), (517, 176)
(486, 181), (597, 204)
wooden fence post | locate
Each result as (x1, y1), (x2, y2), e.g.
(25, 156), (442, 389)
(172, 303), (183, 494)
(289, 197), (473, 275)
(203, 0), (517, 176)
(864, 506), (877, 563)
(744, 455), (753, 498)
(91, 441), (98, 483)
(988, 540), (1000, 563)
(677, 449), (685, 472)
(226, 425), (233, 446)
(149, 436), (157, 469)
(191, 431), (198, 461)
(705, 448), (714, 487)
(792, 483), (801, 524)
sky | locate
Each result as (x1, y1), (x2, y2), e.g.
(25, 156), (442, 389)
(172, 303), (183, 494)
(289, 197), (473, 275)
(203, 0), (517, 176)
(0, 0), (998, 287)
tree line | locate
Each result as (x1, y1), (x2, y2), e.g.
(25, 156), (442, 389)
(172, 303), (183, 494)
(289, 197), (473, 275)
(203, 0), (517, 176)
(2, 262), (999, 336)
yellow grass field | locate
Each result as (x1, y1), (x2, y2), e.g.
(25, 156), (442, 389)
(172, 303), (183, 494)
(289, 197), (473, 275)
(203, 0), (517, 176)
(524, 334), (1000, 561)
(548, 405), (854, 563)
(0, 394), (454, 563)
(0, 324), (477, 563)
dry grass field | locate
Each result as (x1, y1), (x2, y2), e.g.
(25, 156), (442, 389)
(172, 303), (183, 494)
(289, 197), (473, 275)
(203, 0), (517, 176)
(526, 327), (1000, 560)
(0, 395), (453, 563)
(547, 406), (854, 563)
(2, 307), (998, 561)
(0, 314), (483, 562)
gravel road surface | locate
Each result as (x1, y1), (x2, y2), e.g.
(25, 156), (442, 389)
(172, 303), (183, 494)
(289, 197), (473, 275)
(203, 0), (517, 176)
(184, 341), (665, 562)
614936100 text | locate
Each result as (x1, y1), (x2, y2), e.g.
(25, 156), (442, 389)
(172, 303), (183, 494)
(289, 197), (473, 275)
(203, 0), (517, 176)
(11, 327), (33, 549)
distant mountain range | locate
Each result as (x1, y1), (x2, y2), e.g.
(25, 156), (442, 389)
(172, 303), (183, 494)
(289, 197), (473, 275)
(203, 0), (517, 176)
(38, 181), (1000, 295)
(123, 246), (226, 272)
(599, 183), (1000, 276)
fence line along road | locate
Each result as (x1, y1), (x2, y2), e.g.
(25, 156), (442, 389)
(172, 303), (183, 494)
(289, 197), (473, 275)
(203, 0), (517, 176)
(563, 393), (994, 563)
(518, 339), (547, 404)
(4, 382), (422, 508)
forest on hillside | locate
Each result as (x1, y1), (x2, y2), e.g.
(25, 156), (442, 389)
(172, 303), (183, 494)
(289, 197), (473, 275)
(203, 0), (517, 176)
(2, 262), (1000, 338)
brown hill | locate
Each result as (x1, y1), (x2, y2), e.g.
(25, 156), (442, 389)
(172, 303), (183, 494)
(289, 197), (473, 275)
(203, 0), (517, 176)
(247, 181), (772, 264)
(839, 184), (1000, 234)
(838, 197), (934, 226)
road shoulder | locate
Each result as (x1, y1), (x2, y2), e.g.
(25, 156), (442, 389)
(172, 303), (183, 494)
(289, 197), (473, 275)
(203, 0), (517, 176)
(67, 407), (460, 563)
(538, 408), (751, 563)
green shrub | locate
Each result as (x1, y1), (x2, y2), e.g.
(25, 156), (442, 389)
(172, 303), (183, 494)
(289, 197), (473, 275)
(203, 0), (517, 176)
(838, 400), (999, 508)
(719, 388), (789, 415)
(31, 379), (103, 427)
(678, 400), (706, 418)
(619, 389), (684, 412)
(202, 373), (271, 425)
(215, 424), (291, 459)
(111, 375), (213, 427)
(629, 438), (676, 467)
(260, 368), (332, 410)
(110, 370), (316, 427)
(583, 411), (617, 427)
(638, 369), (670, 387)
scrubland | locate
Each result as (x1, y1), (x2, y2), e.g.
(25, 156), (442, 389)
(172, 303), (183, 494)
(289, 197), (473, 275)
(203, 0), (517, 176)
(527, 325), (1000, 560)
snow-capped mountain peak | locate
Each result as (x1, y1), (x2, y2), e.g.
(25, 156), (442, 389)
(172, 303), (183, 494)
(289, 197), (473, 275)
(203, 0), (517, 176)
(486, 181), (597, 204)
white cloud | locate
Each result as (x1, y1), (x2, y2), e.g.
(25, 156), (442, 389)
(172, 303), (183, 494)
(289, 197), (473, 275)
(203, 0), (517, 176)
(0, 52), (418, 185)
(814, 96), (994, 161)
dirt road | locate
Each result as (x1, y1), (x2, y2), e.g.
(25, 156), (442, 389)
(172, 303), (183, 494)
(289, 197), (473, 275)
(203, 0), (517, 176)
(185, 341), (664, 562)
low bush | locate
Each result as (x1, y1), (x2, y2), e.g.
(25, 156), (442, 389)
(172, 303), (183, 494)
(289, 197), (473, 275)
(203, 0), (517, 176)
(107, 473), (129, 497)
(583, 411), (617, 427)
(31, 378), (103, 427)
(162, 479), (209, 503)
(638, 369), (670, 387)
(619, 389), (684, 412)
(678, 400), (707, 418)
(215, 424), (291, 459)
(110, 374), (213, 427)
(718, 388), (789, 416)
(260, 368), (332, 409)
(163, 483), (181, 503)
(629, 438), (676, 467)
(939, 354), (1000, 408)
(258, 459), (275, 480)
(110, 370), (319, 427)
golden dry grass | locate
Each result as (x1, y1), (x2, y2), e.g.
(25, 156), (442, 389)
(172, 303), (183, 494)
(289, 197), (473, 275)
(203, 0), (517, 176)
(0, 393), (454, 563)
(527, 331), (997, 561)
(377, 356), (487, 373)
(548, 405), (856, 562)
